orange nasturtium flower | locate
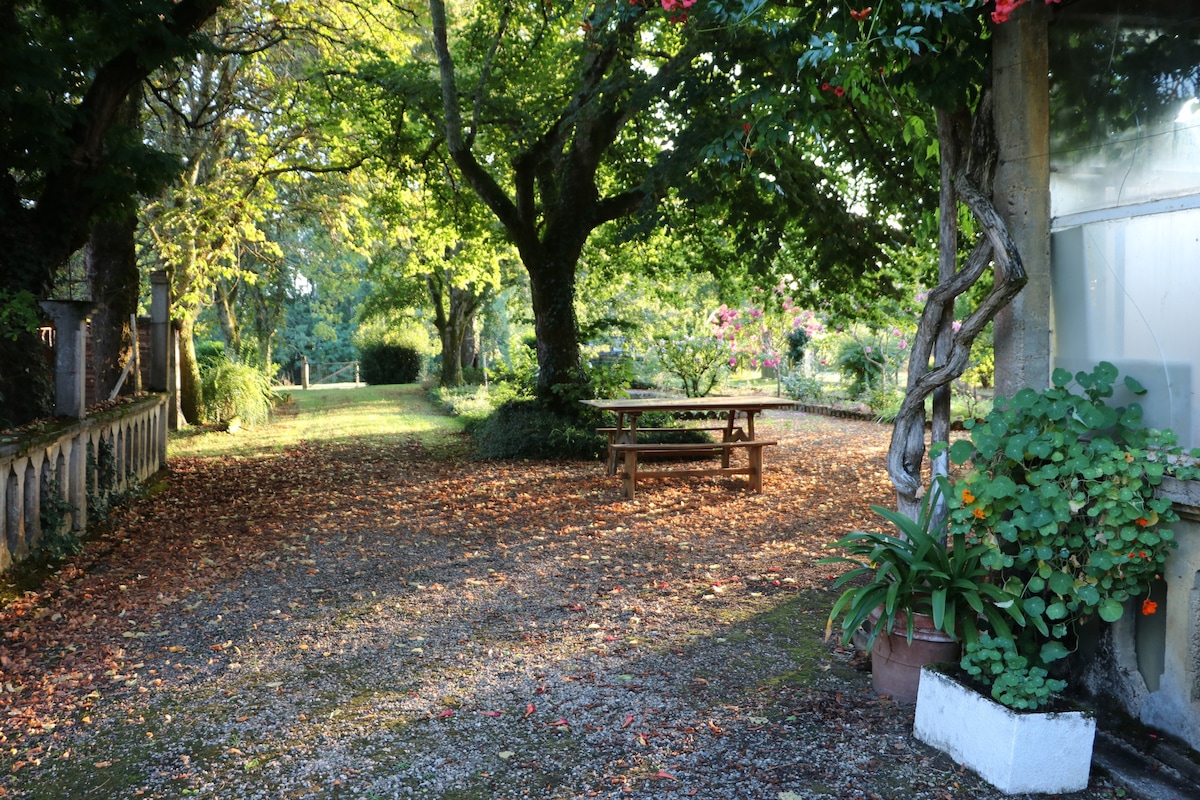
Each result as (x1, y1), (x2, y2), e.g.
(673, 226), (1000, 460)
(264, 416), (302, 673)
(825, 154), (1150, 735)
(1135, 517), (1151, 527)
(972, 507), (987, 520)
(961, 489), (975, 504)
(1142, 599), (1158, 616)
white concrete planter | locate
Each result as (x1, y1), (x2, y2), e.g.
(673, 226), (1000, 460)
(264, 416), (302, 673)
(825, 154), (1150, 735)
(913, 665), (1096, 795)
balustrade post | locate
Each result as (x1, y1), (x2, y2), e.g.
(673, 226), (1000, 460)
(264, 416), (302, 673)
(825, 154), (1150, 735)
(39, 300), (96, 419)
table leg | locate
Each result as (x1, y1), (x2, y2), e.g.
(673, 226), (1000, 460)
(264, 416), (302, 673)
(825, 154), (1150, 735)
(749, 443), (764, 492)
(621, 447), (638, 499)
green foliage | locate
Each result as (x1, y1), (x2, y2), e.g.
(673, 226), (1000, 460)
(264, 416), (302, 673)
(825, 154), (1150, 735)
(485, 336), (539, 398)
(864, 384), (905, 423)
(359, 343), (423, 385)
(786, 328), (810, 365)
(945, 362), (1200, 667)
(962, 326), (995, 389)
(835, 337), (888, 399)
(37, 478), (83, 562)
(961, 634), (1067, 711)
(473, 400), (606, 461)
(781, 373), (826, 403)
(200, 357), (275, 427)
(821, 491), (1023, 651)
(195, 340), (227, 370)
(652, 335), (730, 398)
(0, 290), (39, 341)
(587, 357), (634, 401)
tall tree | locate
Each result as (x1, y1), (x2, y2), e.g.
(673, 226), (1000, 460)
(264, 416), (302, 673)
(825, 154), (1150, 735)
(424, 0), (721, 407)
(140, 0), (401, 420)
(0, 0), (223, 425)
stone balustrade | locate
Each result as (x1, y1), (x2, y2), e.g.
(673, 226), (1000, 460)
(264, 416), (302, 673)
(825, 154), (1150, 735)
(0, 393), (168, 572)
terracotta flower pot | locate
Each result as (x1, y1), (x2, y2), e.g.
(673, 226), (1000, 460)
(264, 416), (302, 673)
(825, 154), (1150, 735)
(868, 608), (961, 704)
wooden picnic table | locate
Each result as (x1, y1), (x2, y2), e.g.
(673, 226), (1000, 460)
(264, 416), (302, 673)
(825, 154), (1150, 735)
(580, 396), (796, 499)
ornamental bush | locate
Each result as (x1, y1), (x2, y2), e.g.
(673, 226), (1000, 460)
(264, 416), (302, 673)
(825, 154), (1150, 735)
(200, 356), (275, 427)
(359, 343), (423, 385)
(651, 335), (730, 397)
(944, 362), (1200, 668)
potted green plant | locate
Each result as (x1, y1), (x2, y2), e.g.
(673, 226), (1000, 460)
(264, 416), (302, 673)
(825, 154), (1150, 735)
(942, 362), (1194, 678)
(914, 362), (1200, 793)
(821, 492), (1023, 703)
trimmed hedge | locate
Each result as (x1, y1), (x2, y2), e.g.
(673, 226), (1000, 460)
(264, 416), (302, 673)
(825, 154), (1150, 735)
(360, 343), (422, 385)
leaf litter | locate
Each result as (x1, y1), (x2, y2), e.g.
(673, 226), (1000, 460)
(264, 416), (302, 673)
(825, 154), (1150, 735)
(0, 410), (1131, 799)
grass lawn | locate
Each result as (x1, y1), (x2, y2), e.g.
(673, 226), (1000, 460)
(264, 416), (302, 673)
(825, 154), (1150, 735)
(168, 383), (466, 459)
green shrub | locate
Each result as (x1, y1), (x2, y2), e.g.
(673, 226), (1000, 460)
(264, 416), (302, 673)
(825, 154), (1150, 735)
(786, 327), (810, 365)
(200, 357), (275, 426)
(195, 339), (227, 370)
(359, 343), (423, 385)
(651, 335), (730, 397)
(37, 477), (82, 562)
(474, 399), (606, 460)
(782, 373), (826, 403)
(587, 356), (633, 400)
(835, 338), (889, 398)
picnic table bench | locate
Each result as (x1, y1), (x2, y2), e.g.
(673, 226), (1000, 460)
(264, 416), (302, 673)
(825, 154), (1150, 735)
(581, 396), (795, 499)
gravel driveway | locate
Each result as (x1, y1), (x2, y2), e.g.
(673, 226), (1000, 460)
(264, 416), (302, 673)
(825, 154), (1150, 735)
(0, 406), (1136, 799)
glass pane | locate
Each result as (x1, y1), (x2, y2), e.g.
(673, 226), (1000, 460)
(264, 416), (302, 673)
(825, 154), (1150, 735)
(1050, 3), (1200, 218)
(1051, 210), (1200, 445)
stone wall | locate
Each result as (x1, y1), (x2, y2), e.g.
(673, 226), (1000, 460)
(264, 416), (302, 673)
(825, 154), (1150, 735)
(0, 393), (168, 572)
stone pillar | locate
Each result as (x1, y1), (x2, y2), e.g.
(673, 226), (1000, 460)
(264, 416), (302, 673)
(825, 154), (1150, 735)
(149, 271), (170, 391)
(301, 356), (310, 389)
(991, 4), (1053, 397)
(38, 300), (96, 419)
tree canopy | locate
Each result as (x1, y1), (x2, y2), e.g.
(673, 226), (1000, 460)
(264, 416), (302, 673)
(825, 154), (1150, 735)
(0, 0), (224, 425)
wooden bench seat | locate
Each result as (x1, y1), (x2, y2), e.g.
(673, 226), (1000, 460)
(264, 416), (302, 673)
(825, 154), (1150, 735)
(609, 440), (777, 500)
(596, 426), (734, 475)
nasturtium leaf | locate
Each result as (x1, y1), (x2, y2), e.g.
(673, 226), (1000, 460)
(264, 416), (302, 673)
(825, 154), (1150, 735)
(1098, 598), (1125, 622)
(1022, 596), (1046, 616)
(1048, 571), (1074, 595)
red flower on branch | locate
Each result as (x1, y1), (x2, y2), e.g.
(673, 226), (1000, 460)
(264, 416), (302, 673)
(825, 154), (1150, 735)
(991, 0), (1062, 24)
(1142, 599), (1158, 616)
(849, 7), (872, 22)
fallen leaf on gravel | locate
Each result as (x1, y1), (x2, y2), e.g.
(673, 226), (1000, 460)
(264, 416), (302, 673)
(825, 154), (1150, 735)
(523, 703), (535, 718)
(436, 709), (454, 719)
(652, 770), (678, 781)
(480, 710), (503, 717)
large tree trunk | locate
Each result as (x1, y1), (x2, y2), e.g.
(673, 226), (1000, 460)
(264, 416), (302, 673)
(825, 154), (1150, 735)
(178, 312), (203, 425)
(86, 211), (140, 400)
(428, 0), (647, 410)
(460, 310), (477, 370)
(214, 276), (242, 358)
(429, 271), (487, 388)
(527, 256), (583, 407)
